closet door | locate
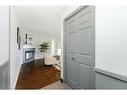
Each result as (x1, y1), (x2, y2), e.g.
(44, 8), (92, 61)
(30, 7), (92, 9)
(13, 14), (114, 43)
(64, 6), (95, 89)
(65, 15), (79, 88)
(76, 6), (95, 89)
(77, 7), (95, 66)
(79, 64), (90, 88)
(66, 54), (79, 88)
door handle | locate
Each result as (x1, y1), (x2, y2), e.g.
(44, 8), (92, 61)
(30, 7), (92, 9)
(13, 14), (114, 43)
(72, 57), (75, 60)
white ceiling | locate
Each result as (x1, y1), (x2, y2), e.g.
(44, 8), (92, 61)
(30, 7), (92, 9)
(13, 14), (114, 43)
(15, 6), (69, 39)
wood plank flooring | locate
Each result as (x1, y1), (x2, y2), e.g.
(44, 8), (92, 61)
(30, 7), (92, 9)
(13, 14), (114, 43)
(16, 59), (60, 89)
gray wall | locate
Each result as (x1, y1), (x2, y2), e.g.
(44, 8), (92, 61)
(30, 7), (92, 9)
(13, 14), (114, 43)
(95, 71), (127, 89)
(0, 61), (10, 89)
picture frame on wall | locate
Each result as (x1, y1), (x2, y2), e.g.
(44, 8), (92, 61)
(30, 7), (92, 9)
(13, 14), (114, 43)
(26, 34), (33, 45)
(17, 27), (21, 49)
(18, 36), (21, 49)
(17, 27), (19, 43)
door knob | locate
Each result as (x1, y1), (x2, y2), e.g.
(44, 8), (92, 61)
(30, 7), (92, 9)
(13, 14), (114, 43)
(72, 57), (75, 60)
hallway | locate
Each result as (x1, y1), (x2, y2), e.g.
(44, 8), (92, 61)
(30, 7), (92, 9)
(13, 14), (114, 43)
(0, 5), (127, 90)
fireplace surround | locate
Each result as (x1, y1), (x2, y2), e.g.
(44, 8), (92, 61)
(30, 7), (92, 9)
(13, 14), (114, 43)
(23, 48), (35, 64)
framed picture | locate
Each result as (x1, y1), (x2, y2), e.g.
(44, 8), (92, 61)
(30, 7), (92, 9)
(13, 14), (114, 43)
(18, 36), (21, 49)
(17, 27), (19, 43)
(26, 34), (33, 45)
(17, 27), (21, 49)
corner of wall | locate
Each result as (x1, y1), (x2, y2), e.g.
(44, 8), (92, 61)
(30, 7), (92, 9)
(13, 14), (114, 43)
(10, 6), (22, 89)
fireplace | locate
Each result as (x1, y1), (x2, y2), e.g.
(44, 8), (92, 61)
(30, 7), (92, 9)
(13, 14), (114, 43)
(23, 48), (35, 63)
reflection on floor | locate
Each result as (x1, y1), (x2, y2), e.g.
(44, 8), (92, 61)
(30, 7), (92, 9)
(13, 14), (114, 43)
(16, 59), (60, 89)
(42, 81), (71, 89)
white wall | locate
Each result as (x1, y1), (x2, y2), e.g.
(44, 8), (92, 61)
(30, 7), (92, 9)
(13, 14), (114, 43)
(0, 6), (9, 66)
(61, 6), (80, 79)
(10, 6), (22, 89)
(95, 6), (127, 77)
(35, 34), (52, 59)
(20, 29), (37, 48)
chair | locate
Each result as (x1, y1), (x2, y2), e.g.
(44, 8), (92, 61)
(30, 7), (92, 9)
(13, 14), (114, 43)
(43, 53), (59, 65)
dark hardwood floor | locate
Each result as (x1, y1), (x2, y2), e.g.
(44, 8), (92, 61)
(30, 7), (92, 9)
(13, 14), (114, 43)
(16, 59), (60, 89)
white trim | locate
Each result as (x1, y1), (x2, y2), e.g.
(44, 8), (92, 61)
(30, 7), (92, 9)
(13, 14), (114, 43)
(95, 68), (127, 82)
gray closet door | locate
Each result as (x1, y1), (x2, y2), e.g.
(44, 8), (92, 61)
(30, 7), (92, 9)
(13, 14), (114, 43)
(65, 14), (79, 87)
(65, 6), (95, 89)
(77, 7), (95, 89)
(77, 7), (95, 66)
(79, 64), (90, 88)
